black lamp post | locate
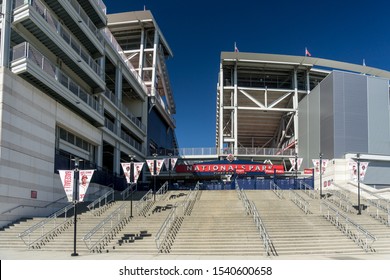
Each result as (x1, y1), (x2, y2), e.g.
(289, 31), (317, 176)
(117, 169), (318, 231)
(71, 157), (82, 257)
(357, 153), (361, 215)
(129, 155), (135, 218)
(168, 153), (172, 189)
(295, 152), (298, 189)
(319, 152), (323, 198)
(152, 153), (157, 201)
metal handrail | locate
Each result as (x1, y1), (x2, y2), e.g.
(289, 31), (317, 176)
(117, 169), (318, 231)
(270, 181), (284, 199)
(87, 189), (115, 211)
(182, 182), (200, 215)
(298, 181), (318, 199)
(1, 195), (67, 215)
(327, 189), (355, 213)
(335, 182), (390, 225)
(156, 181), (169, 200)
(120, 183), (135, 200)
(82, 201), (132, 251)
(320, 200), (376, 252)
(235, 184), (275, 256)
(18, 203), (75, 248)
(251, 202), (274, 256)
(289, 189), (311, 214)
(135, 190), (153, 215)
(155, 203), (178, 251)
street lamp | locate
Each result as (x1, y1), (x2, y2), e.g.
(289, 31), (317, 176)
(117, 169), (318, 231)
(152, 153), (158, 201)
(319, 152), (323, 198)
(129, 155), (135, 218)
(357, 153), (361, 215)
(294, 152), (298, 189)
(168, 153), (172, 189)
(71, 157), (82, 257)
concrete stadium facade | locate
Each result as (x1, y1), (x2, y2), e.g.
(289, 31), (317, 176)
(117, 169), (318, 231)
(0, 1), (177, 228)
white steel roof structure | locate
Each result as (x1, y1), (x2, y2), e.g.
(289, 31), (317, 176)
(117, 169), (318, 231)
(217, 52), (390, 159)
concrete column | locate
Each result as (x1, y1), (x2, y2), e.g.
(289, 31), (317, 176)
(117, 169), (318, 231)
(0, 1), (12, 67)
(218, 62), (224, 155)
(293, 68), (299, 154)
(113, 142), (121, 175)
(138, 28), (145, 80)
(150, 30), (159, 97)
(233, 62), (238, 155)
(115, 64), (123, 104)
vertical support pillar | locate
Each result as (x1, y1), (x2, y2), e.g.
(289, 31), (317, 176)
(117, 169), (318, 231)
(233, 61), (238, 155)
(151, 29), (159, 97)
(113, 142), (121, 176)
(218, 62), (224, 155)
(115, 65), (123, 104)
(138, 28), (145, 81)
(0, 2), (11, 67)
(306, 69), (310, 95)
(293, 68), (299, 154)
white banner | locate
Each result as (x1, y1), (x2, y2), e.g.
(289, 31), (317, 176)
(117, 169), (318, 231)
(121, 162), (131, 184)
(146, 159), (155, 175)
(170, 157), (178, 170)
(156, 159), (164, 175)
(289, 158), (303, 171)
(59, 170), (74, 202)
(78, 170), (95, 202)
(133, 162), (144, 183)
(348, 160), (369, 181)
(163, 157), (178, 171)
(312, 159), (328, 174)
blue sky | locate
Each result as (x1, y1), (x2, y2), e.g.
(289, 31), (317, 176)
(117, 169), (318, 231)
(105, 0), (390, 148)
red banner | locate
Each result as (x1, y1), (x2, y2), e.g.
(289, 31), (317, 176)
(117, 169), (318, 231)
(176, 163), (284, 174)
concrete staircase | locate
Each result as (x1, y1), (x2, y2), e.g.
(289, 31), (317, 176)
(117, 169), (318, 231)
(105, 190), (190, 254)
(1, 189), (389, 258)
(245, 190), (370, 256)
(168, 190), (266, 256)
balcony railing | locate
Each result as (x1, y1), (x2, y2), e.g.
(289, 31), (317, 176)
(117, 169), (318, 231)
(94, 0), (107, 15)
(102, 28), (149, 94)
(155, 147), (296, 157)
(12, 42), (102, 114)
(120, 131), (144, 154)
(68, 0), (104, 44)
(14, 0), (103, 79)
(104, 88), (147, 133)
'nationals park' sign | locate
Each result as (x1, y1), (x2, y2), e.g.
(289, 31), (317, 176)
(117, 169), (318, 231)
(175, 161), (284, 175)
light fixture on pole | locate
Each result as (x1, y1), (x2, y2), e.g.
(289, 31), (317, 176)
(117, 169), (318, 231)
(295, 152), (298, 189)
(71, 157), (83, 257)
(153, 153), (158, 201)
(357, 153), (361, 215)
(319, 152), (323, 199)
(129, 155), (135, 218)
(168, 153), (172, 189)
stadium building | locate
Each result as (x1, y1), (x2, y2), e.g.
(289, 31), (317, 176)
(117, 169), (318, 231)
(0, 1), (177, 227)
(217, 51), (390, 192)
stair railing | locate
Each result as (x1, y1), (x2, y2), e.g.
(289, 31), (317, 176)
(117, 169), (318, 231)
(120, 183), (132, 200)
(18, 203), (75, 249)
(298, 181), (318, 199)
(82, 201), (133, 252)
(289, 189), (311, 214)
(156, 181), (169, 201)
(320, 200), (376, 252)
(182, 182), (200, 215)
(155, 202), (178, 251)
(87, 188), (115, 212)
(135, 190), (153, 215)
(251, 202), (276, 256)
(270, 181), (284, 199)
